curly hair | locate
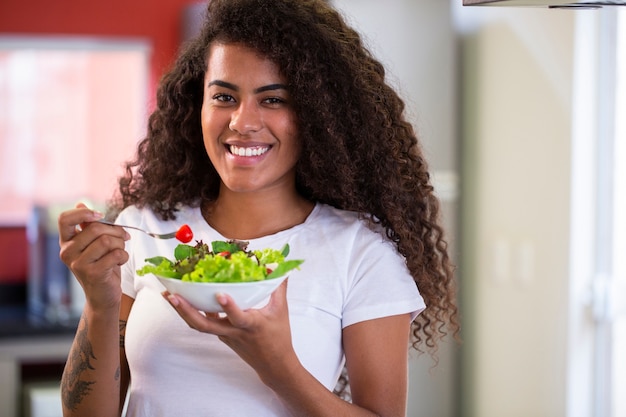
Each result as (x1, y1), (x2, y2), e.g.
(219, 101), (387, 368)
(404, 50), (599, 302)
(111, 0), (458, 368)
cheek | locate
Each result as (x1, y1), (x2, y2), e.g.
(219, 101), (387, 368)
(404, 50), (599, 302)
(281, 114), (300, 150)
(201, 111), (225, 144)
(201, 118), (222, 159)
(203, 135), (223, 163)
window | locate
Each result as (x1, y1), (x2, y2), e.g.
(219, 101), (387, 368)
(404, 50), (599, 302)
(0, 37), (149, 224)
(570, 8), (626, 417)
(609, 9), (626, 417)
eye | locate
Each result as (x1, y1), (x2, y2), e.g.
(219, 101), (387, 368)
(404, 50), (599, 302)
(213, 93), (235, 103)
(264, 97), (283, 104)
(262, 96), (288, 107)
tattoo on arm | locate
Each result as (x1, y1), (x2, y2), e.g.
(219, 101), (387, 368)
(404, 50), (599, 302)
(119, 319), (127, 349)
(61, 314), (97, 411)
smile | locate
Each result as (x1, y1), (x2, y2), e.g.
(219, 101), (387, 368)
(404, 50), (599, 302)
(228, 145), (270, 157)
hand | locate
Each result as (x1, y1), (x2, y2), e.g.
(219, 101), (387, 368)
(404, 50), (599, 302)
(164, 279), (299, 384)
(58, 203), (130, 312)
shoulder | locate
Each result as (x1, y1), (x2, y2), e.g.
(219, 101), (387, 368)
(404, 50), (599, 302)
(299, 204), (397, 264)
(311, 204), (378, 231)
(310, 204), (388, 244)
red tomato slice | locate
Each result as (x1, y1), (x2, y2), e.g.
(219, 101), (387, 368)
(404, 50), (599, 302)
(175, 224), (193, 243)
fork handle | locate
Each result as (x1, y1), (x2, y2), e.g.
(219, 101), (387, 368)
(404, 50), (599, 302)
(97, 219), (141, 232)
(96, 219), (177, 239)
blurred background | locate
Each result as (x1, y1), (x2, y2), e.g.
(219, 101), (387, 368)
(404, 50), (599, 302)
(0, 1), (625, 416)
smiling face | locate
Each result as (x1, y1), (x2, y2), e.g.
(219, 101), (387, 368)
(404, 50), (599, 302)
(201, 42), (300, 198)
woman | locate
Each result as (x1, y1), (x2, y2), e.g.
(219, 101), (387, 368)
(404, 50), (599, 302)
(57, 0), (458, 416)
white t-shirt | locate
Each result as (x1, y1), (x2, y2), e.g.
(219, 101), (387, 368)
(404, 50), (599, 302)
(119, 203), (425, 417)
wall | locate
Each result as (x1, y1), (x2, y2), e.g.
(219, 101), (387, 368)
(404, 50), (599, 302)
(454, 3), (577, 416)
(0, 0), (200, 95)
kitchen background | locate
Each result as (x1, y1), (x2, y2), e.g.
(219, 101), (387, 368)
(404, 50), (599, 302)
(0, 1), (624, 417)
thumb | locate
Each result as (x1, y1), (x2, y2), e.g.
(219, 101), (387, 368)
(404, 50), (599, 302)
(267, 278), (289, 312)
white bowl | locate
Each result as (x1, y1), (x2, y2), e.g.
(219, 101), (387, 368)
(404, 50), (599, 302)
(156, 275), (288, 313)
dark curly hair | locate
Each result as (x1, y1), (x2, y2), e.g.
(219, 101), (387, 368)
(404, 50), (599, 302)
(111, 0), (458, 377)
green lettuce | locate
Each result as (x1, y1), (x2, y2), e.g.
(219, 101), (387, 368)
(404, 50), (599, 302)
(137, 240), (303, 283)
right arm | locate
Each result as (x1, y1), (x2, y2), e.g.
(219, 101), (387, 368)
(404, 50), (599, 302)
(58, 204), (133, 417)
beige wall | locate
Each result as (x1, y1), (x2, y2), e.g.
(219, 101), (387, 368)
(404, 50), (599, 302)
(458, 6), (577, 417)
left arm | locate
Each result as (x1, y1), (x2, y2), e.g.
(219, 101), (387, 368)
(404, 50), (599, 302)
(343, 313), (412, 416)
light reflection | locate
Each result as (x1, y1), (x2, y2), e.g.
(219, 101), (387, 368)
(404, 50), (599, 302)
(0, 38), (149, 224)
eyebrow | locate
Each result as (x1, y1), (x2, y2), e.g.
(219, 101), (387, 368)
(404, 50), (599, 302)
(207, 80), (288, 94)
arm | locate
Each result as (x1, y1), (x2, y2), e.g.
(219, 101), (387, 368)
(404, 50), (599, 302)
(62, 296), (133, 417)
(342, 313), (412, 416)
(166, 280), (412, 417)
(118, 295), (133, 414)
(58, 204), (132, 417)
(264, 313), (412, 417)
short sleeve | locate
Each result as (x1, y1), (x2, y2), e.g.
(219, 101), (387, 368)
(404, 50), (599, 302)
(341, 230), (425, 328)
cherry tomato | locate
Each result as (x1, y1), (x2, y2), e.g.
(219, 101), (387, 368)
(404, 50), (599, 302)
(175, 224), (193, 243)
(217, 251), (231, 257)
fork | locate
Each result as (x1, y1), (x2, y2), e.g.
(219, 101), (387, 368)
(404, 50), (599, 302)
(97, 219), (177, 239)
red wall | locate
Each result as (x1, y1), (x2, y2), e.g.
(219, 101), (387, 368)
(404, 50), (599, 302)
(0, 0), (200, 94)
(0, 227), (27, 283)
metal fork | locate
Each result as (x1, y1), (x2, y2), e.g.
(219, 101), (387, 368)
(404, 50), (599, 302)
(97, 219), (177, 239)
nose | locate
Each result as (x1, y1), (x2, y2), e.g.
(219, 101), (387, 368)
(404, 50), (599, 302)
(229, 100), (262, 134)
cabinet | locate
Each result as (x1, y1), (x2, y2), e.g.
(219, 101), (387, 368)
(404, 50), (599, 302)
(0, 335), (73, 417)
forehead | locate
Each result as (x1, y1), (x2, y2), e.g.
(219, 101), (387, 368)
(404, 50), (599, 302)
(205, 42), (284, 83)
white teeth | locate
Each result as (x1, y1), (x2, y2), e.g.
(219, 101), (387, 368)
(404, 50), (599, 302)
(229, 145), (269, 157)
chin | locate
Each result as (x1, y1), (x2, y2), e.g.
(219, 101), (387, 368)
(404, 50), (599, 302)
(222, 181), (263, 194)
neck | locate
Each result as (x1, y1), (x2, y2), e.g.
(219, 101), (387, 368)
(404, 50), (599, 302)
(202, 188), (314, 240)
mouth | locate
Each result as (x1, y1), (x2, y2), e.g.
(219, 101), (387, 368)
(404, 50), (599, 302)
(227, 144), (271, 157)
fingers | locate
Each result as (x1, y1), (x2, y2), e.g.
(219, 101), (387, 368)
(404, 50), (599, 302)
(56, 203), (129, 311)
(163, 283), (294, 375)
(162, 278), (290, 335)
(57, 203), (104, 242)
(58, 202), (130, 275)
(163, 291), (231, 334)
(219, 278), (289, 325)
(216, 293), (248, 328)
(266, 279), (289, 313)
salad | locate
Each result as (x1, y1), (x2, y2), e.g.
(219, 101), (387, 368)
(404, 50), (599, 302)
(137, 239), (304, 283)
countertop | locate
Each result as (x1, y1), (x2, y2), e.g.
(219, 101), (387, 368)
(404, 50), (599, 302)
(0, 306), (78, 339)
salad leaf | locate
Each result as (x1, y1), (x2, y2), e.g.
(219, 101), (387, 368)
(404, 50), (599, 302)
(254, 244), (291, 265)
(267, 259), (304, 279)
(136, 258), (179, 279)
(174, 244), (195, 261)
(136, 240), (303, 283)
(144, 256), (170, 266)
(211, 240), (247, 254)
